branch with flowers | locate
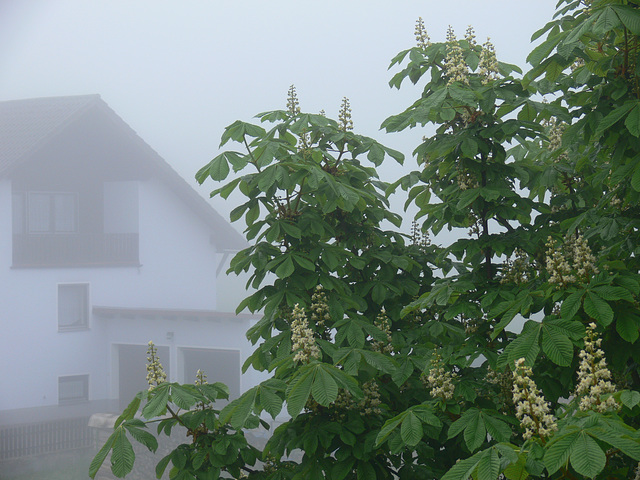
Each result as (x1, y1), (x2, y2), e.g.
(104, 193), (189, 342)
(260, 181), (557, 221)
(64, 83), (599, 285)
(92, 2), (640, 478)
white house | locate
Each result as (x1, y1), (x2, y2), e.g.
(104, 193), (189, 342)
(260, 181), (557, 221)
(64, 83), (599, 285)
(0, 95), (258, 453)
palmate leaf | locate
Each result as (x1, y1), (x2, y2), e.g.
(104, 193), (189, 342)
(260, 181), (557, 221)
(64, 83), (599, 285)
(258, 384), (284, 418)
(220, 387), (258, 429)
(375, 413), (405, 447)
(441, 451), (483, 480)
(612, 4), (640, 34)
(587, 426), (640, 460)
(476, 448), (500, 480)
(593, 102), (636, 139)
(400, 411), (423, 447)
(569, 432), (606, 478)
(115, 394), (142, 428)
(286, 368), (314, 417)
(541, 322), (574, 366)
(583, 291), (614, 326)
(617, 313), (640, 343)
(544, 430), (579, 475)
(620, 390), (640, 409)
(560, 290), (585, 321)
(111, 427), (135, 478)
(311, 366), (339, 406)
(123, 421), (158, 453)
(89, 431), (116, 479)
(141, 383), (170, 419)
(626, 104), (640, 137)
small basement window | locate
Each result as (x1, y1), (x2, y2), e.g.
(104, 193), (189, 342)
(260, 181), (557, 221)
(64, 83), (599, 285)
(58, 375), (89, 404)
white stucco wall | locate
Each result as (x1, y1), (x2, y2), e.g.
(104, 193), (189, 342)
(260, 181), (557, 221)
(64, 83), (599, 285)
(0, 176), (255, 416)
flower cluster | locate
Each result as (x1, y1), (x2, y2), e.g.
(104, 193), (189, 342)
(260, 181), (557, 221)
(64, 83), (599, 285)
(464, 26), (477, 48)
(575, 323), (619, 412)
(286, 84), (301, 115)
(456, 167), (479, 191)
(291, 304), (320, 363)
(501, 249), (532, 285)
(309, 286), (330, 338)
(338, 97), (354, 131)
(634, 462), (640, 480)
(570, 57), (586, 72)
(333, 380), (382, 416)
(512, 358), (557, 440)
(546, 235), (599, 287)
(195, 369), (207, 386)
(146, 341), (167, 391)
(422, 351), (456, 400)
(414, 17), (430, 49)
(444, 26), (469, 85)
(371, 309), (394, 354)
(410, 220), (431, 249)
(478, 38), (499, 84)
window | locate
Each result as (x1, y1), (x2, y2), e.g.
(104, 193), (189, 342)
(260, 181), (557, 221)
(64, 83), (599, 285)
(58, 284), (89, 330)
(181, 348), (241, 399)
(58, 375), (89, 404)
(28, 192), (77, 233)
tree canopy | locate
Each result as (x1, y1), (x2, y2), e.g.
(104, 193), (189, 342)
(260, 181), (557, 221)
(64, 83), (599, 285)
(91, 1), (640, 479)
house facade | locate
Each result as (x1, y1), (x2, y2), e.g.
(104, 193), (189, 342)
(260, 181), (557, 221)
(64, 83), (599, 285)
(0, 95), (257, 437)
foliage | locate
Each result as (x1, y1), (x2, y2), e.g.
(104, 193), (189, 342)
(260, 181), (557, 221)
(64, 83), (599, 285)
(91, 2), (640, 479)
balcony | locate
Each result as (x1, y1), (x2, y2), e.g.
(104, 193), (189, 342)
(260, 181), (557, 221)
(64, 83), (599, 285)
(12, 233), (139, 268)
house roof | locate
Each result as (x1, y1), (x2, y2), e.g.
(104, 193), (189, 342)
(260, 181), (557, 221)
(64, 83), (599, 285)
(0, 94), (244, 251)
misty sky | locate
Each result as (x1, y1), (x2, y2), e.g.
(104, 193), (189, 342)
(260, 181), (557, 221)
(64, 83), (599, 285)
(0, 1), (558, 230)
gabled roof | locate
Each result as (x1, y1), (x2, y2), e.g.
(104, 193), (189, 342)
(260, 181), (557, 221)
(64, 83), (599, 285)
(0, 95), (244, 251)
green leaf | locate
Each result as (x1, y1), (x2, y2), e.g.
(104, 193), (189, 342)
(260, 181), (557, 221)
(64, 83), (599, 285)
(483, 415), (512, 443)
(220, 387), (258, 429)
(569, 432), (606, 478)
(286, 369), (314, 417)
(617, 313), (640, 343)
(544, 431), (578, 475)
(620, 390), (640, 409)
(141, 384), (169, 419)
(275, 255), (295, 278)
(561, 290), (584, 320)
(401, 411), (423, 447)
(89, 431), (115, 479)
(583, 291), (614, 326)
(633, 163), (640, 192)
(155, 453), (172, 479)
(311, 366), (339, 406)
(612, 5), (640, 34)
(505, 325), (540, 366)
(477, 448), (500, 480)
(376, 414), (404, 447)
(258, 385), (284, 418)
(123, 423), (158, 453)
(206, 153), (230, 181)
(332, 458), (356, 480)
(541, 323), (574, 366)
(463, 410), (486, 453)
(625, 104), (640, 137)
(115, 395), (141, 428)
(441, 451), (482, 480)
(111, 427), (135, 478)
(594, 102), (636, 139)
(503, 454), (528, 480)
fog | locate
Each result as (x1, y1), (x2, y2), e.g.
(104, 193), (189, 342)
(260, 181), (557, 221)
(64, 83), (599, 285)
(0, 1), (556, 478)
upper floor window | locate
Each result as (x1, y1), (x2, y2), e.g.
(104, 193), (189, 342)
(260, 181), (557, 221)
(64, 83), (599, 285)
(58, 283), (89, 331)
(28, 192), (77, 233)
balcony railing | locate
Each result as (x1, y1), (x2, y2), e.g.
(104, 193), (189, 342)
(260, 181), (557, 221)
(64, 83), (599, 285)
(12, 233), (139, 267)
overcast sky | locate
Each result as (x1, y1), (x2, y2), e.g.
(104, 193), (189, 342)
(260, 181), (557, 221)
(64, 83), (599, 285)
(0, 0), (558, 231)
